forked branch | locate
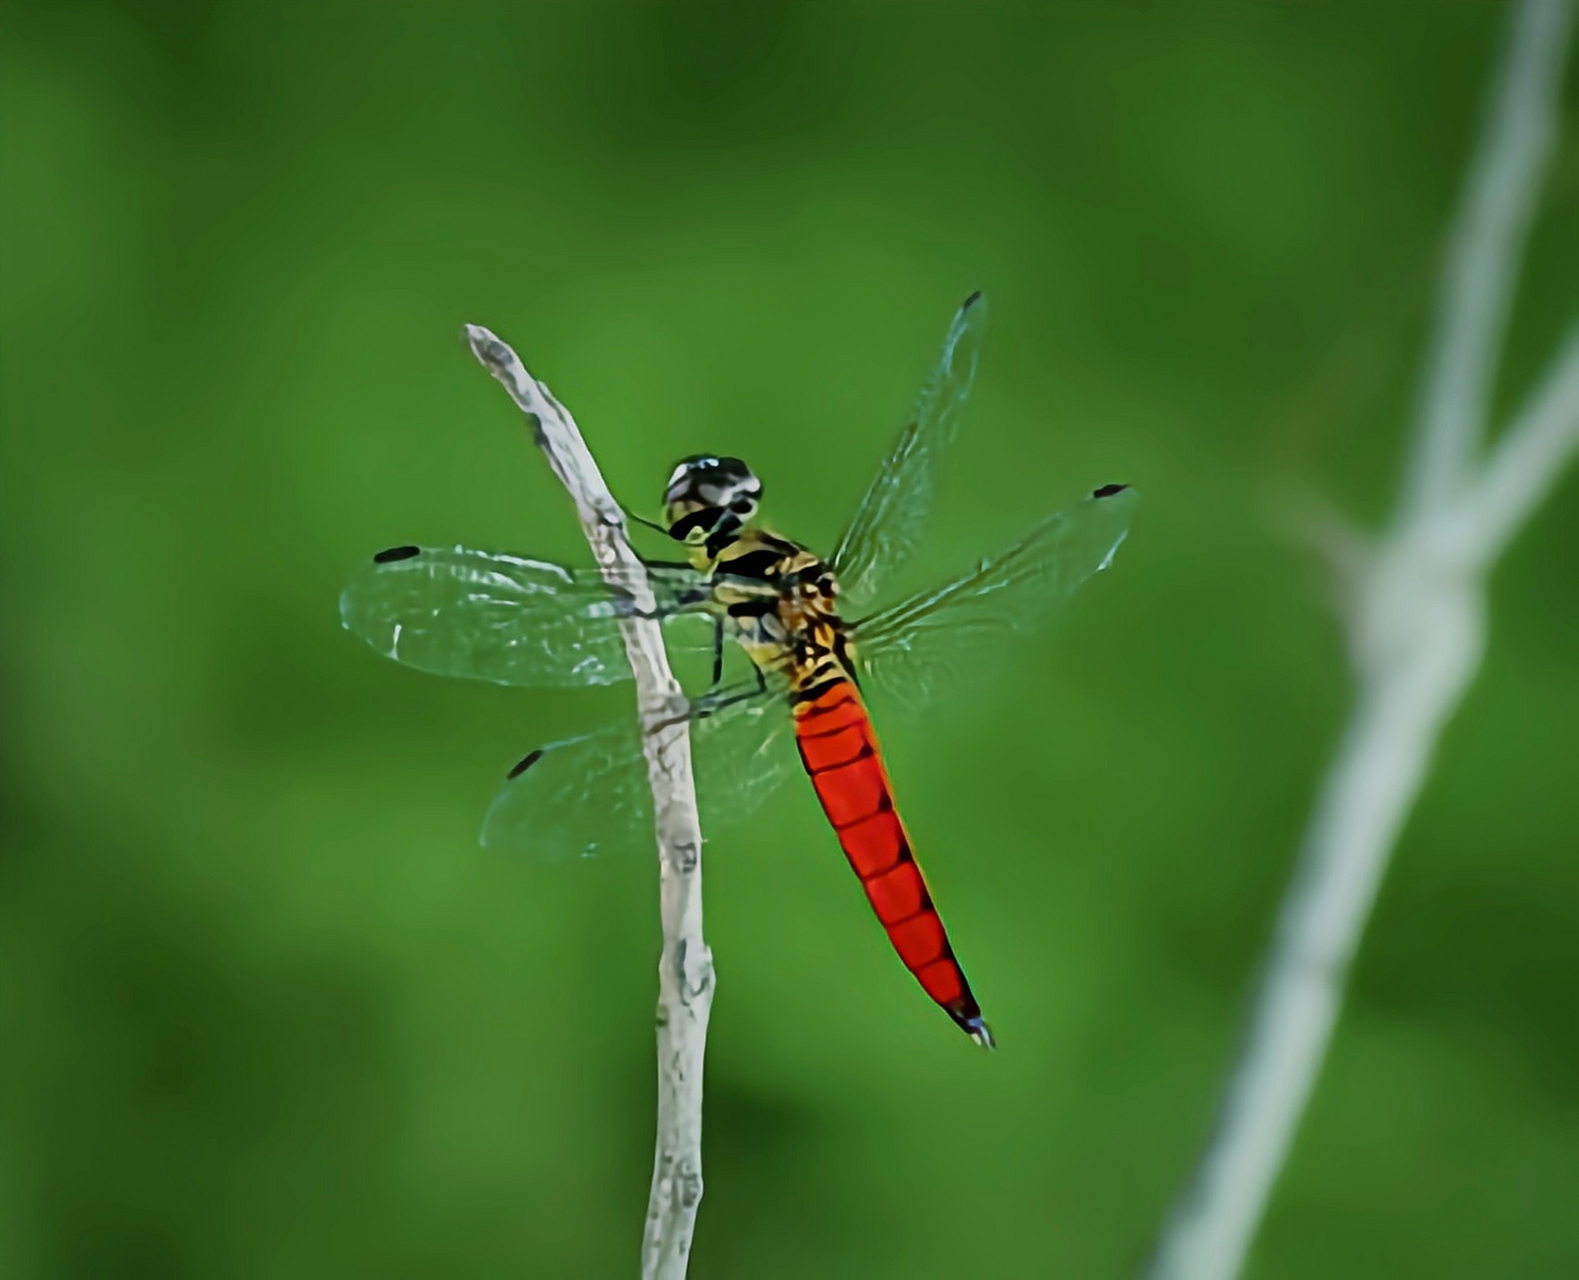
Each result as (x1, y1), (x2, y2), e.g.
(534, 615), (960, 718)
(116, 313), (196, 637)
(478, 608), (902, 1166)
(1147, 2), (1576, 1278)
(465, 325), (714, 1280)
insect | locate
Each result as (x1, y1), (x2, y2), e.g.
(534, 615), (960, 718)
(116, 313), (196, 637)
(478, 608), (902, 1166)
(341, 293), (1135, 1047)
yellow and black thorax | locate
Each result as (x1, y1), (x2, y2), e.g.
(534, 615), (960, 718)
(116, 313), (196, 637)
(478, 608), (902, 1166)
(691, 526), (856, 700)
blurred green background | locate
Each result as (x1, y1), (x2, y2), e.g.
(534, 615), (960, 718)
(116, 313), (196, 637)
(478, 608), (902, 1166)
(3, 3), (1577, 1277)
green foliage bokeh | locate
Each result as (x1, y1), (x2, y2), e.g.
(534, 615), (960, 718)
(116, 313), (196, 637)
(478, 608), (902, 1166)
(3, 3), (1576, 1277)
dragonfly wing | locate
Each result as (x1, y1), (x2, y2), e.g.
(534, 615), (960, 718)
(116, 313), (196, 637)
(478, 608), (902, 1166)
(692, 694), (797, 822)
(851, 484), (1136, 710)
(340, 545), (709, 688)
(830, 292), (986, 607)
(480, 682), (797, 861)
(481, 717), (649, 860)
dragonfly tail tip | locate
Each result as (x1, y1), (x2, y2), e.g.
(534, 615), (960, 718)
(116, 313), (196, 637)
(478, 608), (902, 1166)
(961, 1016), (996, 1051)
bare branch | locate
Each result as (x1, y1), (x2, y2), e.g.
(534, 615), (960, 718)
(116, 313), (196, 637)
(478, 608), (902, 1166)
(464, 325), (713, 1280)
(1399, 0), (1570, 521)
(1148, 4), (1574, 1278)
(1147, 581), (1486, 1280)
(1458, 329), (1579, 564)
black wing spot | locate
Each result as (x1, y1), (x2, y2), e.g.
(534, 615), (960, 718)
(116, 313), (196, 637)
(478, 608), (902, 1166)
(962, 288), (982, 310)
(507, 748), (545, 780)
(373, 545), (421, 563)
(1091, 483), (1129, 500)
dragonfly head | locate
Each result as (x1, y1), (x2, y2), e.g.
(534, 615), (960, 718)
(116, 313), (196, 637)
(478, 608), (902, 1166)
(662, 455), (762, 545)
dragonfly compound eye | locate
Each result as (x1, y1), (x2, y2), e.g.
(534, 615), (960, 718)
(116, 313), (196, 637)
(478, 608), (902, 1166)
(662, 455), (763, 540)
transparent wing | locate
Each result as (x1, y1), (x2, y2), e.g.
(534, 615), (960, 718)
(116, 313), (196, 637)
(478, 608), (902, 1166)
(831, 291), (986, 606)
(480, 683), (797, 861)
(339, 545), (709, 688)
(851, 484), (1136, 710)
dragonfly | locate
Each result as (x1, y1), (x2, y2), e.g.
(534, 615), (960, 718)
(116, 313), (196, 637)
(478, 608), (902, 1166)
(340, 292), (1135, 1048)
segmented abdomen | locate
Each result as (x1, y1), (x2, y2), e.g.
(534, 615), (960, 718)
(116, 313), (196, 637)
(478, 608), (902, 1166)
(793, 680), (992, 1047)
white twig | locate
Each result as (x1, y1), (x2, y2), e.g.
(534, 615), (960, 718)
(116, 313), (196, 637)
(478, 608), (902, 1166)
(1400, 0), (1570, 520)
(1147, 4), (1575, 1278)
(465, 325), (714, 1280)
(1457, 329), (1579, 565)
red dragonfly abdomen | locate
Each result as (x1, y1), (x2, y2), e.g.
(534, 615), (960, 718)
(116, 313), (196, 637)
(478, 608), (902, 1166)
(793, 679), (993, 1048)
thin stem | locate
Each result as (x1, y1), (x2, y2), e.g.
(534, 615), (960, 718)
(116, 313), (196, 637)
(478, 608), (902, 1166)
(1147, 3), (1574, 1277)
(1399, 0), (1570, 522)
(1148, 592), (1485, 1280)
(1460, 329), (1579, 565)
(464, 325), (714, 1280)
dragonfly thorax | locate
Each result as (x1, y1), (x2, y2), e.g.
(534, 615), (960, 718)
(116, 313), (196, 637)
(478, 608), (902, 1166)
(662, 455), (762, 547)
(701, 527), (852, 689)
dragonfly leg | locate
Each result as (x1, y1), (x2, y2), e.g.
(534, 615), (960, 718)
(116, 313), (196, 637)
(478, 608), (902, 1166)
(622, 506), (671, 537)
(710, 615), (725, 687)
(691, 664), (768, 719)
(650, 665), (770, 734)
